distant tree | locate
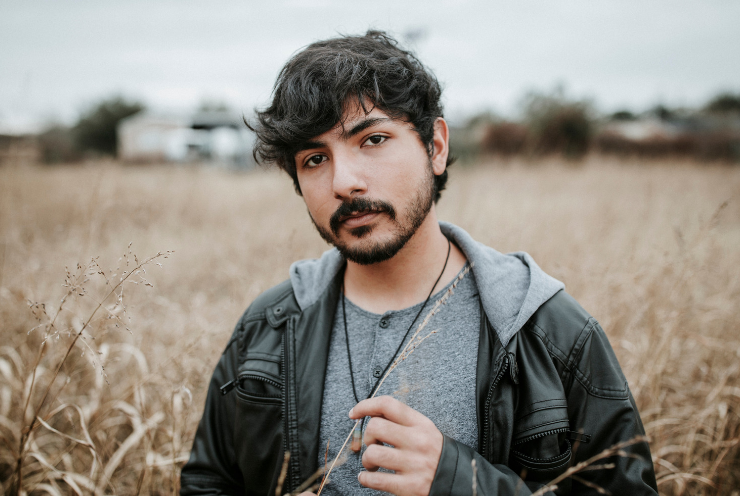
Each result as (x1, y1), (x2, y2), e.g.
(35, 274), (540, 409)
(448, 111), (499, 163)
(74, 96), (144, 155)
(705, 93), (740, 114)
(610, 110), (636, 121)
(650, 104), (674, 121)
(481, 122), (529, 155)
(521, 89), (593, 158)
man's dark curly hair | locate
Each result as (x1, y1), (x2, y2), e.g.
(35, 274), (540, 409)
(248, 30), (453, 202)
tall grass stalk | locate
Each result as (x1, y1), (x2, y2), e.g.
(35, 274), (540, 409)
(8, 245), (170, 494)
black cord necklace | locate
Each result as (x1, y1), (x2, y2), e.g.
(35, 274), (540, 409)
(341, 237), (451, 450)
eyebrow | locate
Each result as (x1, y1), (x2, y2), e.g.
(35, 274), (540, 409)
(341, 117), (390, 139)
(296, 140), (327, 153)
(295, 117), (391, 155)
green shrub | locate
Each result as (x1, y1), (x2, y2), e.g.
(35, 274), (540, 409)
(705, 93), (740, 115)
(73, 96), (144, 156)
(480, 121), (529, 156)
(522, 90), (594, 159)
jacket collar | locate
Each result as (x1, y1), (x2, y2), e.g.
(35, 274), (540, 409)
(289, 221), (564, 347)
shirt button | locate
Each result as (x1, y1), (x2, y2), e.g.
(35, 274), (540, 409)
(373, 368), (382, 378)
(379, 318), (389, 328)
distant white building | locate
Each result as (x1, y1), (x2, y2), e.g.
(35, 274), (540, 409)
(118, 110), (255, 167)
(601, 118), (681, 141)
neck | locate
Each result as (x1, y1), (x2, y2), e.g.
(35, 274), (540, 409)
(343, 210), (467, 314)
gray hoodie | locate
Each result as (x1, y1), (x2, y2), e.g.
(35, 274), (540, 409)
(289, 221), (564, 347)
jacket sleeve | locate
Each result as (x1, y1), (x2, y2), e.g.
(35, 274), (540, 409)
(558, 320), (658, 494)
(180, 331), (244, 495)
(430, 435), (558, 496)
(429, 319), (658, 495)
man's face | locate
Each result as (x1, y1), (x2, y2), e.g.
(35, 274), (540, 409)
(294, 104), (442, 265)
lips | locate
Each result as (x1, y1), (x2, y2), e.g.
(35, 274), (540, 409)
(339, 210), (381, 223)
(340, 211), (381, 228)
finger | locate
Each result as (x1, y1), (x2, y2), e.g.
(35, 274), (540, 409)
(358, 470), (402, 495)
(363, 416), (409, 449)
(362, 443), (407, 472)
(350, 396), (427, 427)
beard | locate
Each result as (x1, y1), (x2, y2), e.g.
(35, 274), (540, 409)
(310, 164), (436, 265)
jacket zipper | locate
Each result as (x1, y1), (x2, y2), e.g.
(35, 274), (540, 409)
(219, 374), (283, 396)
(481, 353), (510, 460)
(512, 427), (569, 446)
(219, 379), (237, 396)
(281, 324), (292, 493)
(283, 317), (302, 491)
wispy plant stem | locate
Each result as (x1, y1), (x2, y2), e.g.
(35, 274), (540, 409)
(13, 251), (167, 496)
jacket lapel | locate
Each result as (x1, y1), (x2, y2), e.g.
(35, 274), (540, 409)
(292, 271), (343, 483)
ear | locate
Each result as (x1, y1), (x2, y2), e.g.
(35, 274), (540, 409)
(430, 117), (450, 176)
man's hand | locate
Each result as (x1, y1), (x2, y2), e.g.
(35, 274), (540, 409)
(349, 396), (443, 496)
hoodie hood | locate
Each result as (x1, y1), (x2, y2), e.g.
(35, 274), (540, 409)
(289, 221), (564, 347)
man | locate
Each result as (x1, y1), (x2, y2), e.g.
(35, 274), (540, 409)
(181, 31), (658, 495)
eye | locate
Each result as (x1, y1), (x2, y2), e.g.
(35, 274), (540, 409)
(364, 135), (387, 146)
(304, 154), (327, 168)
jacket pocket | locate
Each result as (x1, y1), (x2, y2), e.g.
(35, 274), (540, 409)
(510, 433), (572, 492)
(232, 358), (284, 494)
(235, 372), (283, 403)
(513, 398), (570, 443)
(509, 403), (572, 491)
(235, 356), (283, 402)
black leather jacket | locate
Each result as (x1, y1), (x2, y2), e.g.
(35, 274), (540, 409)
(181, 273), (658, 495)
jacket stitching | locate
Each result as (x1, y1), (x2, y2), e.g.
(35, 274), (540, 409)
(516, 418), (569, 434)
(533, 318), (627, 398)
(528, 323), (572, 387)
(515, 404), (568, 422)
(243, 312), (267, 324)
(180, 472), (242, 489)
(449, 441), (460, 492)
(531, 323), (568, 362)
(223, 334), (241, 355)
(245, 352), (281, 363)
(521, 398), (568, 415)
(512, 440), (571, 464)
(571, 371), (629, 399)
(241, 286), (297, 326)
(568, 319), (596, 370)
(573, 368), (628, 392)
(524, 398), (568, 406)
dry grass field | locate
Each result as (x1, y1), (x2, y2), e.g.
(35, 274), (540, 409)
(0, 157), (739, 495)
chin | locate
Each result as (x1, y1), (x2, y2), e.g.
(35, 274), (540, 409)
(346, 224), (374, 239)
(335, 229), (415, 265)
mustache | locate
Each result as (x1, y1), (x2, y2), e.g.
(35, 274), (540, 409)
(329, 197), (396, 235)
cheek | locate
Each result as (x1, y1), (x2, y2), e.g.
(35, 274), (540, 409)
(384, 153), (430, 192)
(301, 184), (336, 223)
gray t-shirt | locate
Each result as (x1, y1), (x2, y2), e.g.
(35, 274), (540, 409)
(318, 265), (480, 495)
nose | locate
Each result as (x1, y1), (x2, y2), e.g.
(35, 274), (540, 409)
(331, 151), (367, 200)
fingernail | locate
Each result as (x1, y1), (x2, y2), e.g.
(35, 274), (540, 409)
(348, 408), (354, 418)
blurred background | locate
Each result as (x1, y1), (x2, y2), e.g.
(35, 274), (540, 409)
(1, 0), (740, 164)
(2, 2), (740, 495)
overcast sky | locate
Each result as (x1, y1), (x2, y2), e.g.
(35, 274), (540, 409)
(1, 0), (739, 133)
